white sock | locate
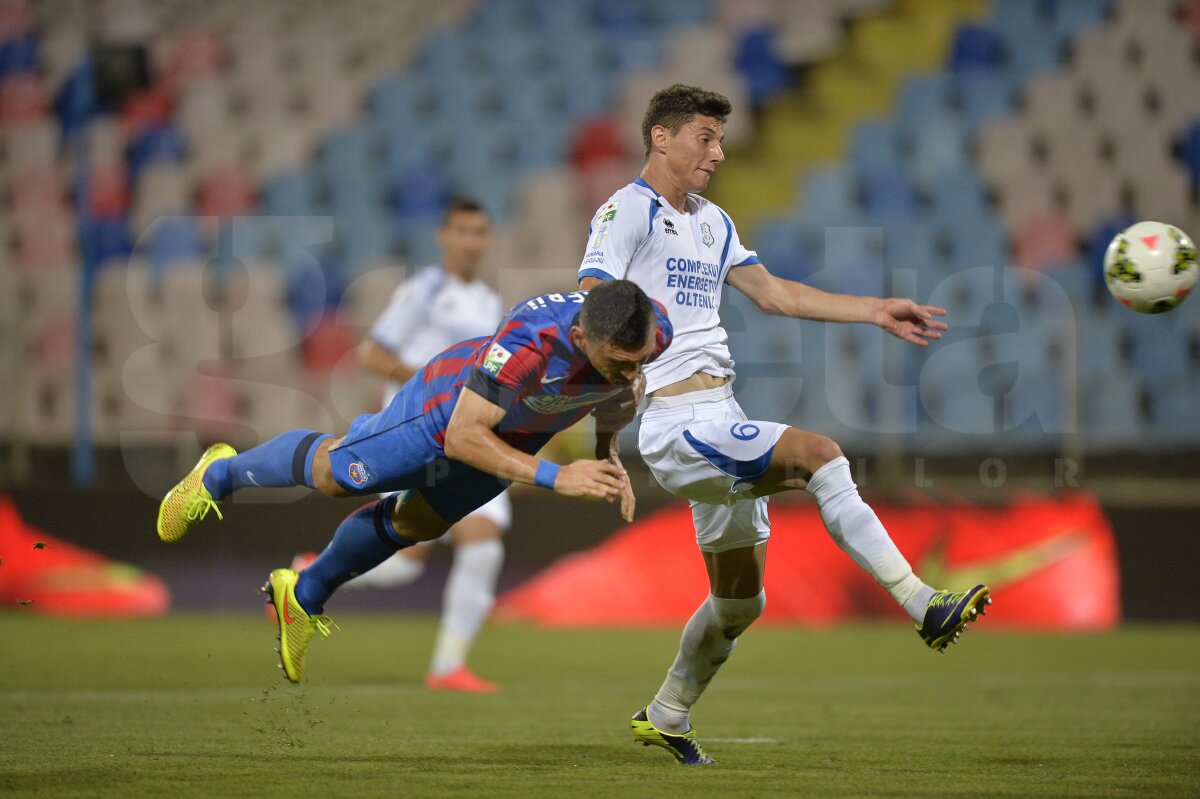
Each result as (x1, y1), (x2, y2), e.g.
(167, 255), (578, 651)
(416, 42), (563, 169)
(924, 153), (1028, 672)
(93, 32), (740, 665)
(648, 591), (766, 734)
(806, 456), (934, 621)
(342, 550), (427, 589)
(429, 538), (504, 676)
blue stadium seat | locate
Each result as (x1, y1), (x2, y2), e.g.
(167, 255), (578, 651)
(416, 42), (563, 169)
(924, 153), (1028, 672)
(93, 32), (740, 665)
(898, 74), (952, 127)
(943, 218), (1010, 273)
(1125, 315), (1191, 390)
(54, 57), (93, 139)
(594, 0), (649, 33)
(1052, 0), (1112, 39)
(815, 226), (885, 296)
(1148, 376), (1200, 442)
(128, 124), (187, 180)
(797, 166), (861, 228)
(1084, 213), (1136, 288)
(602, 30), (665, 73)
(850, 120), (903, 176)
(319, 125), (380, 180)
(1003, 25), (1064, 82)
(861, 166), (919, 221)
(734, 28), (791, 107)
(337, 212), (394, 278)
(754, 217), (813, 283)
(391, 164), (451, 222)
(261, 170), (319, 217)
(148, 216), (202, 275)
(902, 113), (968, 187)
(370, 74), (438, 129)
(929, 167), (991, 223)
(950, 71), (1017, 133)
(0, 33), (38, 78)
(85, 217), (133, 264)
(947, 24), (1006, 73)
(1178, 119), (1200, 187)
(881, 220), (939, 275)
(1080, 374), (1144, 448)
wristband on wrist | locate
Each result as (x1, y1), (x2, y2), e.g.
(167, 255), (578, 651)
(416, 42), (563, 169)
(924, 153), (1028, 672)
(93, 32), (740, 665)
(533, 460), (561, 490)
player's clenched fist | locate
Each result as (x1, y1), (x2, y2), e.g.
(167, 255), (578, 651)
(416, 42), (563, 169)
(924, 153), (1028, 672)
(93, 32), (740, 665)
(553, 459), (628, 500)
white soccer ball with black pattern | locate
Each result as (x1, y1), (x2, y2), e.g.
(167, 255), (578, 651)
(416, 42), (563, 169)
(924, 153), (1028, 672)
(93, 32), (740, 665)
(1103, 221), (1198, 314)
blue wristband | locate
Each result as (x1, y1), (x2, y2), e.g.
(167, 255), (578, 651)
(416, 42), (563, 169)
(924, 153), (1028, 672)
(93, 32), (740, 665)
(534, 460), (560, 490)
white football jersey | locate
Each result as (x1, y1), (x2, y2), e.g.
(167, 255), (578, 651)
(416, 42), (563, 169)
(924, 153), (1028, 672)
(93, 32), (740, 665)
(577, 178), (760, 393)
(370, 264), (504, 404)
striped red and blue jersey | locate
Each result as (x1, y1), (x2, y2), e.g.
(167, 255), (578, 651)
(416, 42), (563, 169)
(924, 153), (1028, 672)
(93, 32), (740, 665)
(414, 289), (673, 455)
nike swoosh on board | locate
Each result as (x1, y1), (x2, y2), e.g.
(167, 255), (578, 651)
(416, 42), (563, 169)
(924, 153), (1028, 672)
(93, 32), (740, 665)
(918, 530), (1089, 591)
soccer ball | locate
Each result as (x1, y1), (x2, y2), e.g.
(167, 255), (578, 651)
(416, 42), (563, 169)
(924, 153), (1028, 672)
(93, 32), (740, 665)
(1103, 221), (1198, 314)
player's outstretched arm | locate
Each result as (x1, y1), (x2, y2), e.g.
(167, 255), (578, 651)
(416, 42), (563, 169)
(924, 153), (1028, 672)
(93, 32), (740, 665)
(445, 387), (626, 500)
(726, 263), (947, 346)
(359, 339), (418, 384)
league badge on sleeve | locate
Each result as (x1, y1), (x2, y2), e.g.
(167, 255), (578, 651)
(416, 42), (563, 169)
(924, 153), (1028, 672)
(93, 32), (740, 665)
(483, 343), (513, 376)
(598, 201), (620, 223)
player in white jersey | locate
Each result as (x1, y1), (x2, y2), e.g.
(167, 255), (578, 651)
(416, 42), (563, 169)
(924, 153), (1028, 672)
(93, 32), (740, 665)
(300, 198), (509, 693)
(577, 85), (992, 765)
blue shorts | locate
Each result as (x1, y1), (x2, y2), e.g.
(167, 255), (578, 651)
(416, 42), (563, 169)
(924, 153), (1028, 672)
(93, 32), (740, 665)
(327, 381), (509, 525)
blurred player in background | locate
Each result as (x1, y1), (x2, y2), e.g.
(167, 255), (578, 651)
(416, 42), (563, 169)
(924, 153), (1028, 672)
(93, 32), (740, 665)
(295, 197), (509, 693)
(157, 280), (670, 685)
(578, 84), (990, 766)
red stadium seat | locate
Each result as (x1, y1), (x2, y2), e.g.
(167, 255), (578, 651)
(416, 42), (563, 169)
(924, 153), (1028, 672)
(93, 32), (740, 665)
(568, 116), (627, 171)
(87, 163), (130, 218)
(119, 87), (173, 140)
(0, 74), (47, 126)
(1013, 211), (1078, 273)
(14, 208), (76, 271)
(196, 164), (257, 217)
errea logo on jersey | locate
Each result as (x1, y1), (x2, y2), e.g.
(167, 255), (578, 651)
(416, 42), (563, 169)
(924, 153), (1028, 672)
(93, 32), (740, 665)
(483, 344), (512, 376)
(663, 218), (678, 236)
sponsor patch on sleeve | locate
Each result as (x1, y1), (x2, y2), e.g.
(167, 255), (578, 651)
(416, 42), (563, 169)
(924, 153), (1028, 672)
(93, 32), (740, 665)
(589, 226), (609, 248)
(483, 343), (513, 376)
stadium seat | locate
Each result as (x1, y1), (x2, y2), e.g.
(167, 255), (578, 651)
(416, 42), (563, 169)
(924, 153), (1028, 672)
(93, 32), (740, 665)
(796, 166), (861, 228)
(127, 124), (187, 180)
(147, 216), (203, 276)
(260, 169), (319, 217)
(84, 216), (134, 264)
(0, 34), (39, 79)
(1013, 212), (1078, 273)
(196, 164), (257, 217)
(734, 27), (791, 107)
(862, 166), (919, 222)
(946, 24), (1005, 73)
(849, 119), (902, 176)
(897, 74), (952, 127)
(903, 112), (969, 187)
(0, 73), (45, 126)
(390, 163), (451, 222)
(131, 164), (190, 234)
(3, 118), (56, 166)
(951, 71), (1017, 133)
(87, 163), (130, 218)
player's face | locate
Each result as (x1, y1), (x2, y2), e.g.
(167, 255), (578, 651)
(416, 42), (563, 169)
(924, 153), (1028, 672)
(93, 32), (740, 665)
(438, 210), (491, 276)
(662, 115), (725, 194)
(573, 325), (657, 387)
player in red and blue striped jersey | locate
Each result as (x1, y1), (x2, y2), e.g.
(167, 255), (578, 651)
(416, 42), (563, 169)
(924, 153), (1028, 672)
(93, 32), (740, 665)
(156, 280), (671, 683)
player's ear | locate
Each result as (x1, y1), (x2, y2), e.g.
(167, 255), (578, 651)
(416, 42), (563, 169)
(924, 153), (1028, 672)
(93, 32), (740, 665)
(651, 124), (670, 153)
(569, 325), (589, 352)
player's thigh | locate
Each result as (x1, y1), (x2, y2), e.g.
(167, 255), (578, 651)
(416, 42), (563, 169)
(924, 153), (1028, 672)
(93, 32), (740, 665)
(646, 416), (788, 505)
(415, 462), (509, 535)
(691, 495), (771, 557)
(703, 541), (768, 599)
(391, 490), (453, 542)
(749, 428), (844, 496)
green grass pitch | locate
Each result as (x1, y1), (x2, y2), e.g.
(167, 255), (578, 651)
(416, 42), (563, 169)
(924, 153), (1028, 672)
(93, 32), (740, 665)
(1, 614), (1197, 798)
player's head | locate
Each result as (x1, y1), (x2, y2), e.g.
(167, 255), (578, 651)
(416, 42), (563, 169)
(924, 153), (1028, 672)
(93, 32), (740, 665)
(437, 196), (491, 278)
(641, 84), (731, 194)
(572, 280), (657, 387)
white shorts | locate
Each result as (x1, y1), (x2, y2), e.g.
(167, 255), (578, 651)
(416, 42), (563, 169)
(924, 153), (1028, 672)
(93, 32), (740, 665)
(638, 385), (788, 553)
(386, 489), (511, 545)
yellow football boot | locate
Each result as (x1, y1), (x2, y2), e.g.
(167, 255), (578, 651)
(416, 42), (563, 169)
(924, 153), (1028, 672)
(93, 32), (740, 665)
(156, 443), (237, 542)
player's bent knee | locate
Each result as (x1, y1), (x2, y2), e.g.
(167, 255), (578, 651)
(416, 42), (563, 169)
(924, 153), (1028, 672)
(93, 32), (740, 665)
(803, 433), (843, 470)
(310, 448), (350, 498)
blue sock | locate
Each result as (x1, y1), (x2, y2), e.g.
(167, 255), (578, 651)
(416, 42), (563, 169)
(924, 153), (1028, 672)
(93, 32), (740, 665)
(295, 494), (417, 614)
(202, 430), (330, 501)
